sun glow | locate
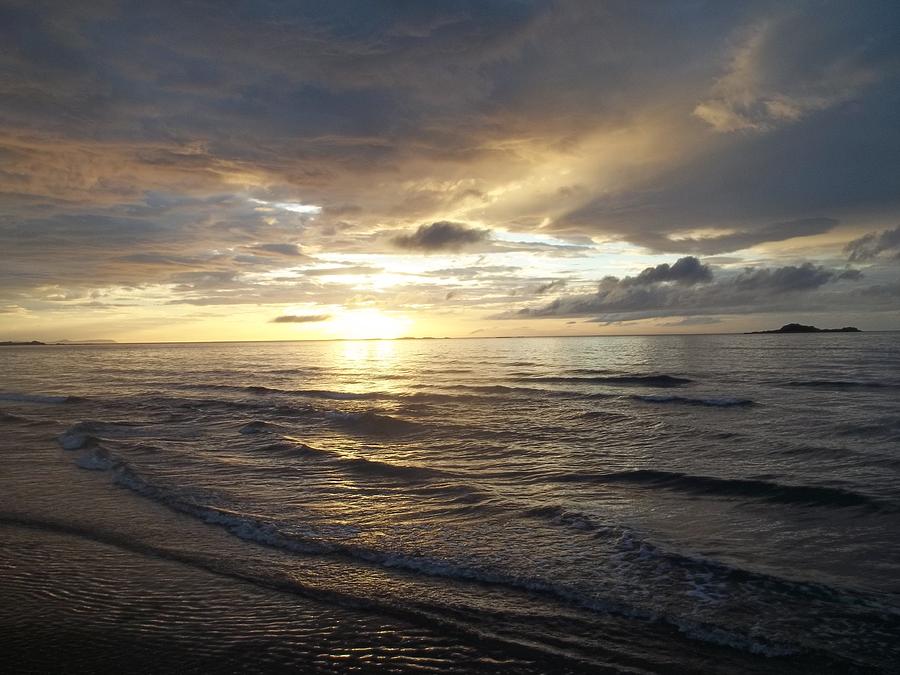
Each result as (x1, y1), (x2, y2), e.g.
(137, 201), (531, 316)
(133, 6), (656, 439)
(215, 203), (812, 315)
(327, 309), (412, 340)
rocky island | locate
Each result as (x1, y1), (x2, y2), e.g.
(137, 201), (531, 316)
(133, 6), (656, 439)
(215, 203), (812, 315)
(748, 323), (861, 334)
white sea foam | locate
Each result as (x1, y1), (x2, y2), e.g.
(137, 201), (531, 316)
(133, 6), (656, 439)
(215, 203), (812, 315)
(76, 448), (115, 471)
(58, 431), (95, 450)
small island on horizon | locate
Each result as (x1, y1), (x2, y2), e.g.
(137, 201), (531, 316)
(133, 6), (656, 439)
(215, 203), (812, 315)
(0, 339), (118, 346)
(747, 323), (861, 334)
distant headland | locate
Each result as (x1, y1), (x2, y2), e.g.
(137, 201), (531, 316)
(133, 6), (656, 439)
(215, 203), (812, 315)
(0, 339), (117, 346)
(747, 323), (861, 334)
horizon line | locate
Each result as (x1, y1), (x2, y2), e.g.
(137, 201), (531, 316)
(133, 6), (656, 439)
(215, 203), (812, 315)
(4, 330), (895, 346)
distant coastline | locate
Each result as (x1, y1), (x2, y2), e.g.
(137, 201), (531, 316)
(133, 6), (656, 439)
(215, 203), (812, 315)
(747, 323), (861, 334)
(0, 339), (117, 346)
(4, 330), (890, 346)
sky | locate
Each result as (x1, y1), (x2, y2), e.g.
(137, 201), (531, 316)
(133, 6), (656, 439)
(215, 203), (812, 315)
(1, 0), (899, 342)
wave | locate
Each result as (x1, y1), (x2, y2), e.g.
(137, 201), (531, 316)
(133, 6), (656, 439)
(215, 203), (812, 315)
(554, 470), (892, 511)
(205, 383), (498, 404)
(516, 374), (692, 387)
(51, 452), (792, 657)
(168, 396), (316, 418)
(576, 410), (634, 422)
(239, 420), (278, 435)
(0, 410), (35, 424)
(333, 455), (448, 482)
(57, 428), (100, 450)
(0, 391), (77, 404)
(52, 444), (896, 665)
(265, 367), (326, 374)
(430, 384), (576, 399)
(75, 447), (117, 471)
(294, 389), (385, 400)
(440, 384), (521, 394)
(401, 391), (488, 404)
(522, 504), (612, 533)
(324, 410), (423, 436)
(56, 421), (118, 467)
(632, 394), (753, 407)
(184, 383), (386, 400)
(785, 380), (900, 390)
(0, 514), (619, 674)
(261, 437), (451, 482)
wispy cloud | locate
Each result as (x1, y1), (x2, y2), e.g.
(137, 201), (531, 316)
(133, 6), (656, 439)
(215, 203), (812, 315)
(271, 314), (331, 324)
(845, 225), (900, 262)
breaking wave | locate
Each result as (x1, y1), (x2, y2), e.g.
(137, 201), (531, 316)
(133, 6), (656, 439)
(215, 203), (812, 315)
(324, 410), (424, 436)
(257, 437), (452, 482)
(48, 451), (809, 658)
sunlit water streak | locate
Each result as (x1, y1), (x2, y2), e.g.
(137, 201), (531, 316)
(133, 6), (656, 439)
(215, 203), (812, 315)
(2, 334), (899, 672)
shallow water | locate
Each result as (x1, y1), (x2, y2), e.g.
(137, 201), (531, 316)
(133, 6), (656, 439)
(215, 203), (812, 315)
(2, 334), (899, 672)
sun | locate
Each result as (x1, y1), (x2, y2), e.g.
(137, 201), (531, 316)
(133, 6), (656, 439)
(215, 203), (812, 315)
(327, 309), (412, 340)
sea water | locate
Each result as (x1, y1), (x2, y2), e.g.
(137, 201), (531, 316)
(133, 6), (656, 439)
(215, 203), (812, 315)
(2, 334), (898, 672)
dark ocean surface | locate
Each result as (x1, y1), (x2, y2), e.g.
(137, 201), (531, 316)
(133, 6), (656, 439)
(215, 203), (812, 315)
(2, 334), (899, 673)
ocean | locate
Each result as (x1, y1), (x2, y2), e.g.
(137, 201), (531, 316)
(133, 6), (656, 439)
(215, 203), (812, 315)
(2, 334), (899, 673)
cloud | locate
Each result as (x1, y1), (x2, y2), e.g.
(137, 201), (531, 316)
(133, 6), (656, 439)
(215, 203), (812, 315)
(118, 253), (216, 267)
(659, 316), (723, 327)
(694, 13), (882, 133)
(391, 221), (491, 252)
(621, 256), (712, 286)
(845, 225), (900, 262)
(250, 243), (306, 257)
(301, 265), (382, 277)
(512, 258), (867, 321)
(0, 2), (898, 335)
(632, 218), (839, 255)
(270, 314), (331, 323)
(535, 279), (567, 294)
(836, 269), (865, 281)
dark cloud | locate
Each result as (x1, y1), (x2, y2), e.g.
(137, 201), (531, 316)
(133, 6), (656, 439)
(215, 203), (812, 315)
(392, 221), (491, 252)
(622, 257), (712, 286)
(836, 269), (865, 281)
(729, 263), (839, 293)
(692, 6), (898, 134)
(513, 259), (868, 321)
(535, 279), (567, 294)
(271, 314), (331, 324)
(845, 225), (900, 262)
